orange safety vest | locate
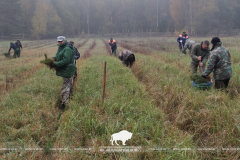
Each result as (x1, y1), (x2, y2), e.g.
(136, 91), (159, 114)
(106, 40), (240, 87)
(109, 39), (116, 44)
(179, 34), (188, 38)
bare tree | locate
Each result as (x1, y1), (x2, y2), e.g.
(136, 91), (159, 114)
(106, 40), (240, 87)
(157, 0), (159, 28)
(86, 0), (90, 35)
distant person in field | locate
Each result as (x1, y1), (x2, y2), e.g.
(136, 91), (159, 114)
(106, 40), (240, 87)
(118, 50), (135, 68)
(202, 37), (232, 89)
(182, 39), (195, 55)
(177, 32), (188, 54)
(8, 42), (20, 58)
(15, 40), (23, 57)
(109, 38), (117, 56)
(190, 40), (210, 74)
(69, 41), (80, 80)
(51, 36), (75, 110)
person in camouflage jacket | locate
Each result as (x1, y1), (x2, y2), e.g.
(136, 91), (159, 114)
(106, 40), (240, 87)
(202, 37), (232, 89)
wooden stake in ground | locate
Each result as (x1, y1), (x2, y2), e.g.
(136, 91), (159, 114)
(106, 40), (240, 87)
(102, 62), (107, 102)
(5, 68), (8, 92)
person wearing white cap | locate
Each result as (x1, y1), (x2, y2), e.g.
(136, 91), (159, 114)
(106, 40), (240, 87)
(51, 36), (75, 110)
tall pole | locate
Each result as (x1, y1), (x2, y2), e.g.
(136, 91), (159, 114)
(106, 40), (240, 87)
(189, 0), (193, 35)
(86, 0), (90, 36)
(157, 0), (159, 28)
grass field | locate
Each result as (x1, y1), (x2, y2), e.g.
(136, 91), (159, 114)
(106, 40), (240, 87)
(0, 37), (239, 159)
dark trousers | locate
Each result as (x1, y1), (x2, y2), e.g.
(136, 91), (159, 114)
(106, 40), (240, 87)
(74, 66), (77, 79)
(179, 46), (186, 54)
(74, 60), (77, 79)
(215, 78), (230, 89)
(13, 48), (20, 58)
(125, 54), (135, 68)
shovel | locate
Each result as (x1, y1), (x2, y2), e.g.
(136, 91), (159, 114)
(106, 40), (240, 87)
(199, 62), (203, 73)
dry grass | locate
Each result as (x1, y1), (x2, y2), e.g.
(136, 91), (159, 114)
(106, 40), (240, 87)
(101, 39), (112, 55)
(119, 40), (152, 55)
(76, 38), (89, 48)
(118, 37), (240, 159)
(0, 37), (240, 159)
(82, 40), (96, 59)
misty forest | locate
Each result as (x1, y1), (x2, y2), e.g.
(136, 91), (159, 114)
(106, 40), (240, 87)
(1, 0), (240, 39)
(1, 0), (240, 160)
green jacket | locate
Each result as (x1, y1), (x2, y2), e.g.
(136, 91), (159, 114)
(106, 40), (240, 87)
(191, 42), (210, 65)
(203, 43), (232, 80)
(53, 41), (75, 78)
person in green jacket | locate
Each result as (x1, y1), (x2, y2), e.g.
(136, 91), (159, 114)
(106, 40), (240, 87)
(190, 40), (210, 74)
(51, 36), (75, 110)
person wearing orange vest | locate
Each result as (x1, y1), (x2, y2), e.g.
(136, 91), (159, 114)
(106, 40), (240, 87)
(177, 32), (189, 54)
(109, 38), (117, 56)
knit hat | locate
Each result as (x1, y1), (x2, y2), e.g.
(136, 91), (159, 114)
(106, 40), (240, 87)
(211, 37), (221, 45)
(210, 37), (221, 51)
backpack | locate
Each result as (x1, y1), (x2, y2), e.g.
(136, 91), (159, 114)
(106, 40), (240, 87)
(74, 47), (80, 60)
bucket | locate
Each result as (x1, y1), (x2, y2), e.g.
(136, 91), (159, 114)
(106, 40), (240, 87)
(192, 79), (213, 89)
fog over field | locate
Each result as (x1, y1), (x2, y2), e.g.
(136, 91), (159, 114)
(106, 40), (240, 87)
(0, 0), (240, 39)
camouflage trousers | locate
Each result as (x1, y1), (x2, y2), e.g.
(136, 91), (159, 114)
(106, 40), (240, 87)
(124, 54), (135, 68)
(61, 76), (74, 105)
(179, 47), (186, 54)
(191, 62), (205, 74)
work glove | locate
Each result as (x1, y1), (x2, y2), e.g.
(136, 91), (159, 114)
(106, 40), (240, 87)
(202, 75), (207, 79)
(180, 40), (183, 43)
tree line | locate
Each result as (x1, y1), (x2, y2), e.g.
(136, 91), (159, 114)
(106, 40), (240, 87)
(0, 0), (240, 39)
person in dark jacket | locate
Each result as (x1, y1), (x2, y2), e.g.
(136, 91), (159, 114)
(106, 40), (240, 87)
(51, 36), (75, 110)
(15, 40), (23, 57)
(109, 38), (117, 56)
(69, 41), (80, 80)
(8, 42), (20, 58)
(118, 50), (135, 68)
(177, 32), (189, 53)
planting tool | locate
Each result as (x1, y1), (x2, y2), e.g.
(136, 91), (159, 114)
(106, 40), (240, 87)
(199, 62), (203, 73)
